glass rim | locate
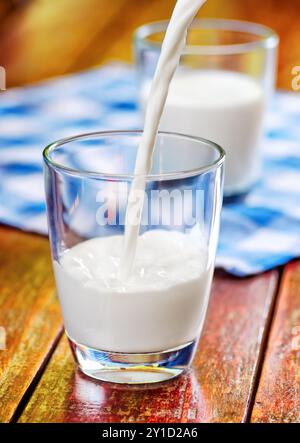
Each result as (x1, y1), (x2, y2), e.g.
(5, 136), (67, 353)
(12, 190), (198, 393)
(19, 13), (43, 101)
(43, 130), (225, 181)
(134, 18), (279, 55)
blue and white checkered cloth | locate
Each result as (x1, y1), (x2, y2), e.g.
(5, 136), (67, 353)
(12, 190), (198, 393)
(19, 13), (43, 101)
(0, 64), (300, 276)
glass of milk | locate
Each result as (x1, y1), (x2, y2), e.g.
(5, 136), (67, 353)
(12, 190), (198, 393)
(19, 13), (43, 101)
(44, 130), (225, 384)
(135, 19), (278, 197)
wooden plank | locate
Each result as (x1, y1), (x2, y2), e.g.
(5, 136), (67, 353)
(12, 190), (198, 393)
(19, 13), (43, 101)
(0, 226), (63, 423)
(19, 270), (278, 423)
(0, 1), (13, 22)
(251, 261), (300, 423)
(0, 0), (128, 87)
(70, 0), (176, 69)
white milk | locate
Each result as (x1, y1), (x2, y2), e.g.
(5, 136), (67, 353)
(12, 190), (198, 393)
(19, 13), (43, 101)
(140, 70), (264, 194)
(120, 0), (207, 279)
(54, 230), (212, 353)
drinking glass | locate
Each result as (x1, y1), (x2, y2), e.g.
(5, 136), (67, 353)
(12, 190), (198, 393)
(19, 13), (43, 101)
(134, 19), (279, 197)
(43, 130), (225, 384)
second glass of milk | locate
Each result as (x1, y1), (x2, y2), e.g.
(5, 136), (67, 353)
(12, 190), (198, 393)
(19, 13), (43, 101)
(44, 131), (225, 384)
(135, 19), (278, 197)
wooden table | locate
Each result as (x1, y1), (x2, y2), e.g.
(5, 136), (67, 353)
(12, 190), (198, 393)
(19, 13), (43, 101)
(0, 225), (299, 423)
(0, 0), (300, 423)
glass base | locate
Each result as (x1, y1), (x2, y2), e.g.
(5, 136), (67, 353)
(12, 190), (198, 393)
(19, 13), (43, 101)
(68, 337), (197, 384)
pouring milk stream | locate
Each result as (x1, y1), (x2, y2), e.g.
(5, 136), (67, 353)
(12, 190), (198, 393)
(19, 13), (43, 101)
(119, 0), (207, 280)
(54, 0), (212, 354)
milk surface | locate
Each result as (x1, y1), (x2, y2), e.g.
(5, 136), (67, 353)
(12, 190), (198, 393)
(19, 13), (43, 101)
(54, 230), (212, 353)
(141, 70), (264, 193)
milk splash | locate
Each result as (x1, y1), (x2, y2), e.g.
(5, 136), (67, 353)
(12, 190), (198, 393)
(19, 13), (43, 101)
(120, 0), (207, 279)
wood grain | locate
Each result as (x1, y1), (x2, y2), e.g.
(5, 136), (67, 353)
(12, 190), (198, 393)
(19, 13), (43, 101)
(0, 226), (63, 423)
(19, 270), (278, 423)
(0, 0), (128, 86)
(0, 1), (12, 22)
(251, 261), (300, 423)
